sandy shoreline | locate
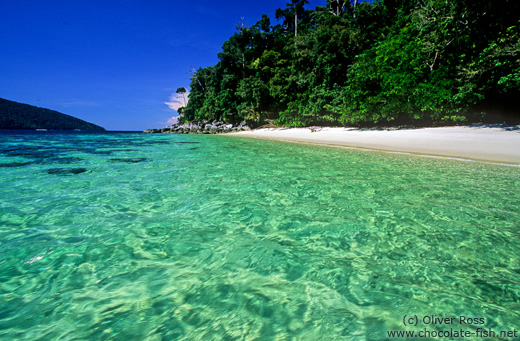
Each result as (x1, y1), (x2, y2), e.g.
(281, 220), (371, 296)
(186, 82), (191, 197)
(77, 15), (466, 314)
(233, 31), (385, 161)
(229, 125), (520, 165)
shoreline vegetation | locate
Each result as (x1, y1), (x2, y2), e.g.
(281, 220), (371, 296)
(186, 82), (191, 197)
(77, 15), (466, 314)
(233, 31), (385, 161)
(172, 0), (519, 128)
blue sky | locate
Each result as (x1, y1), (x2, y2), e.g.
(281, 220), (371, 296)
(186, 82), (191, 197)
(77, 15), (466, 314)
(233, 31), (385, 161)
(1, 0), (326, 131)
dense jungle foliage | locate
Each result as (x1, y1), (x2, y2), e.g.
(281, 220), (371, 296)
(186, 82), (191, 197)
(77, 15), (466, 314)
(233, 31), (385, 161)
(179, 0), (519, 127)
(0, 98), (105, 131)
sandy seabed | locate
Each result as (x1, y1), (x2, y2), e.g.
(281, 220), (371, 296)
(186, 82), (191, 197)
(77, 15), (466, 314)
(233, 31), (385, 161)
(230, 125), (520, 165)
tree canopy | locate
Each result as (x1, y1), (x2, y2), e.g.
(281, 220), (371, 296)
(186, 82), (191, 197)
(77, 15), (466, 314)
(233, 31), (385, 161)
(180, 0), (519, 127)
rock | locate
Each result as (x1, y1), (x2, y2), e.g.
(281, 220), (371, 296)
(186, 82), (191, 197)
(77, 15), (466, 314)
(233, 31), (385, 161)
(144, 119), (255, 134)
(47, 167), (89, 176)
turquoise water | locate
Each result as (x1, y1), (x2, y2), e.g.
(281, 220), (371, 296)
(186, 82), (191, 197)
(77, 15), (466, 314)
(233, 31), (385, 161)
(0, 131), (519, 340)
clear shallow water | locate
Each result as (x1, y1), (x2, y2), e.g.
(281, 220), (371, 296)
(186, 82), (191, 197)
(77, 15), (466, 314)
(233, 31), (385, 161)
(0, 131), (519, 340)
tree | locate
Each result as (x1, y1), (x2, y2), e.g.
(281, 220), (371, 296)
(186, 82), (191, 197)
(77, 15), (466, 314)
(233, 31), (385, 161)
(327, 0), (348, 16)
(176, 87), (187, 107)
(276, 0), (310, 37)
(178, 0), (519, 127)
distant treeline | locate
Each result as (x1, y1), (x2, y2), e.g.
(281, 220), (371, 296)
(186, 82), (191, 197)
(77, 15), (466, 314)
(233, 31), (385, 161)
(180, 0), (519, 127)
(0, 98), (105, 131)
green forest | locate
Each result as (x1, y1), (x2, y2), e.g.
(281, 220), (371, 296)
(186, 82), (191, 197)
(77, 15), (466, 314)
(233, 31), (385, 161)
(0, 98), (105, 131)
(179, 0), (519, 127)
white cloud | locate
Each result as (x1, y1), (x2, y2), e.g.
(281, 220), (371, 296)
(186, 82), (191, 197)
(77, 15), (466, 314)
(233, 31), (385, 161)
(164, 91), (189, 112)
(166, 116), (178, 125)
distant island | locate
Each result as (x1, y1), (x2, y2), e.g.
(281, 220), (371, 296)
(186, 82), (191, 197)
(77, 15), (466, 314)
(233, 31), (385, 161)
(0, 98), (105, 131)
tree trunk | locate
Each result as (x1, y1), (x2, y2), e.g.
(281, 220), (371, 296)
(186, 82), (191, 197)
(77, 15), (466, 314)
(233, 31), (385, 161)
(295, 12), (298, 37)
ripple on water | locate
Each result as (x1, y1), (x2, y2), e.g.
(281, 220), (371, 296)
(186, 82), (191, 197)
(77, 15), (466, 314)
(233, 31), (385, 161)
(0, 132), (519, 339)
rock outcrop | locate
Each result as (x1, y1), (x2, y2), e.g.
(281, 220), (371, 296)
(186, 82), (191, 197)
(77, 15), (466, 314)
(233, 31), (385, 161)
(144, 120), (252, 134)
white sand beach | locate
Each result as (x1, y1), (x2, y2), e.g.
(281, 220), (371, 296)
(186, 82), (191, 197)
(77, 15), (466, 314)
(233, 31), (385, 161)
(230, 125), (520, 164)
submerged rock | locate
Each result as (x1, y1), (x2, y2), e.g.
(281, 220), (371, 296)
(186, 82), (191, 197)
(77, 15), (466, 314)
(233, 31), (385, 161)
(47, 167), (89, 176)
(0, 161), (34, 167)
(108, 158), (148, 163)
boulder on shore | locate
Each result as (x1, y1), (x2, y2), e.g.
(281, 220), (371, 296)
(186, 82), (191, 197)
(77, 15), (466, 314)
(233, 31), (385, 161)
(144, 120), (252, 134)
